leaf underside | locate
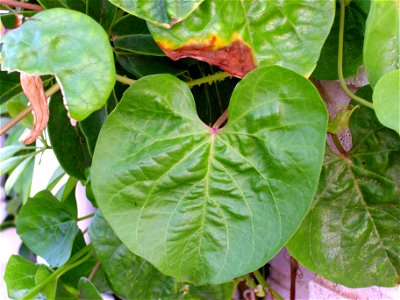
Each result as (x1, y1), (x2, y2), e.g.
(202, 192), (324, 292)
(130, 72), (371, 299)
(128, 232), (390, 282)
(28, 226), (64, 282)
(92, 66), (328, 284)
(148, 0), (335, 77)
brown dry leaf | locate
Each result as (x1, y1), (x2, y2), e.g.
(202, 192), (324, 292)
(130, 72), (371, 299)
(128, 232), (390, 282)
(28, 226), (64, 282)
(20, 72), (49, 144)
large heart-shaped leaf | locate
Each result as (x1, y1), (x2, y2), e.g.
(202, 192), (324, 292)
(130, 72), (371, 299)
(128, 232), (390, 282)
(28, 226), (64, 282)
(16, 190), (80, 267)
(148, 0), (335, 77)
(108, 0), (205, 28)
(1, 8), (115, 120)
(373, 69), (400, 134)
(363, 0), (399, 87)
(287, 86), (400, 287)
(91, 66), (328, 284)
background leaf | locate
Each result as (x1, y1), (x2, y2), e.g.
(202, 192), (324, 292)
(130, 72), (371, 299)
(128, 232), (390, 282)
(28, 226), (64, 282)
(16, 190), (80, 267)
(89, 212), (176, 299)
(287, 86), (400, 287)
(112, 14), (165, 56)
(373, 69), (400, 134)
(48, 92), (91, 181)
(108, 0), (205, 28)
(148, 0), (335, 77)
(1, 8), (115, 120)
(91, 66), (327, 284)
(363, 0), (399, 87)
(312, 1), (366, 80)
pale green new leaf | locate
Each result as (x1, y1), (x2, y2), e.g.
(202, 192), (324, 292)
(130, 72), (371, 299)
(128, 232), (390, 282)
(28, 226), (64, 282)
(373, 69), (400, 134)
(1, 8), (115, 120)
(92, 66), (327, 284)
(364, 0), (399, 87)
(108, 0), (205, 28)
(287, 87), (400, 287)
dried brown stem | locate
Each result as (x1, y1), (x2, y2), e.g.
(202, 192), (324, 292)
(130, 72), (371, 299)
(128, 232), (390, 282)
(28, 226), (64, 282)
(290, 256), (299, 300)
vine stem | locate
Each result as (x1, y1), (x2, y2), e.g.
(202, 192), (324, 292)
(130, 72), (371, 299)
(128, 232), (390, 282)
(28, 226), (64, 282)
(76, 213), (95, 222)
(88, 261), (101, 281)
(212, 108), (228, 129)
(116, 74), (135, 85)
(253, 270), (283, 300)
(0, 0), (43, 11)
(21, 246), (93, 300)
(0, 82), (60, 136)
(338, 0), (373, 109)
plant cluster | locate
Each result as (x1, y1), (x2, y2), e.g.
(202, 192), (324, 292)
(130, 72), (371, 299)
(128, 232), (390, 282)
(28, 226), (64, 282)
(0, 0), (398, 299)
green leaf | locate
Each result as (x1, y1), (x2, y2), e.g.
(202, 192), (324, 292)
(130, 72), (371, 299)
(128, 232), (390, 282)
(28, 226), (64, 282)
(78, 278), (102, 300)
(287, 86), (400, 287)
(373, 69), (400, 134)
(0, 70), (22, 104)
(0, 156), (25, 177)
(183, 282), (235, 300)
(91, 66), (328, 284)
(48, 92), (91, 181)
(1, 8), (116, 120)
(5, 157), (34, 195)
(117, 53), (186, 78)
(108, 0), (205, 28)
(312, 2), (366, 80)
(4, 255), (40, 299)
(35, 266), (58, 300)
(60, 233), (96, 289)
(86, 0), (119, 33)
(89, 212), (176, 299)
(79, 107), (107, 157)
(6, 95), (34, 128)
(148, 0), (335, 77)
(363, 0), (399, 87)
(112, 14), (165, 56)
(37, 0), (86, 12)
(56, 176), (79, 218)
(16, 190), (80, 267)
(0, 145), (22, 160)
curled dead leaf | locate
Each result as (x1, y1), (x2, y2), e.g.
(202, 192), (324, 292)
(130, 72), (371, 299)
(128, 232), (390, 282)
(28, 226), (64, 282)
(20, 72), (49, 144)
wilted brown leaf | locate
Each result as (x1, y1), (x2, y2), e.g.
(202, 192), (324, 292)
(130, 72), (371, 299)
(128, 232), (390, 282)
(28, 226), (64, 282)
(20, 72), (49, 144)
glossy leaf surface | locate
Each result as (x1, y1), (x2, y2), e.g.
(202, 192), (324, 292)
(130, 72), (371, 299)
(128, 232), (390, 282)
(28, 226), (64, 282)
(373, 69), (400, 134)
(108, 0), (204, 28)
(92, 66), (328, 284)
(287, 87), (400, 287)
(48, 93), (91, 180)
(148, 0), (335, 77)
(4, 255), (39, 299)
(89, 212), (176, 299)
(16, 190), (80, 267)
(1, 8), (115, 120)
(363, 0), (399, 87)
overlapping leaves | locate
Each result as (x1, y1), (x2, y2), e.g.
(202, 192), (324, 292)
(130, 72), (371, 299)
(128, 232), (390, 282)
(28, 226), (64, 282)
(287, 87), (400, 287)
(91, 66), (328, 284)
(148, 0), (335, 77)
(1, 8), (115, 120)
